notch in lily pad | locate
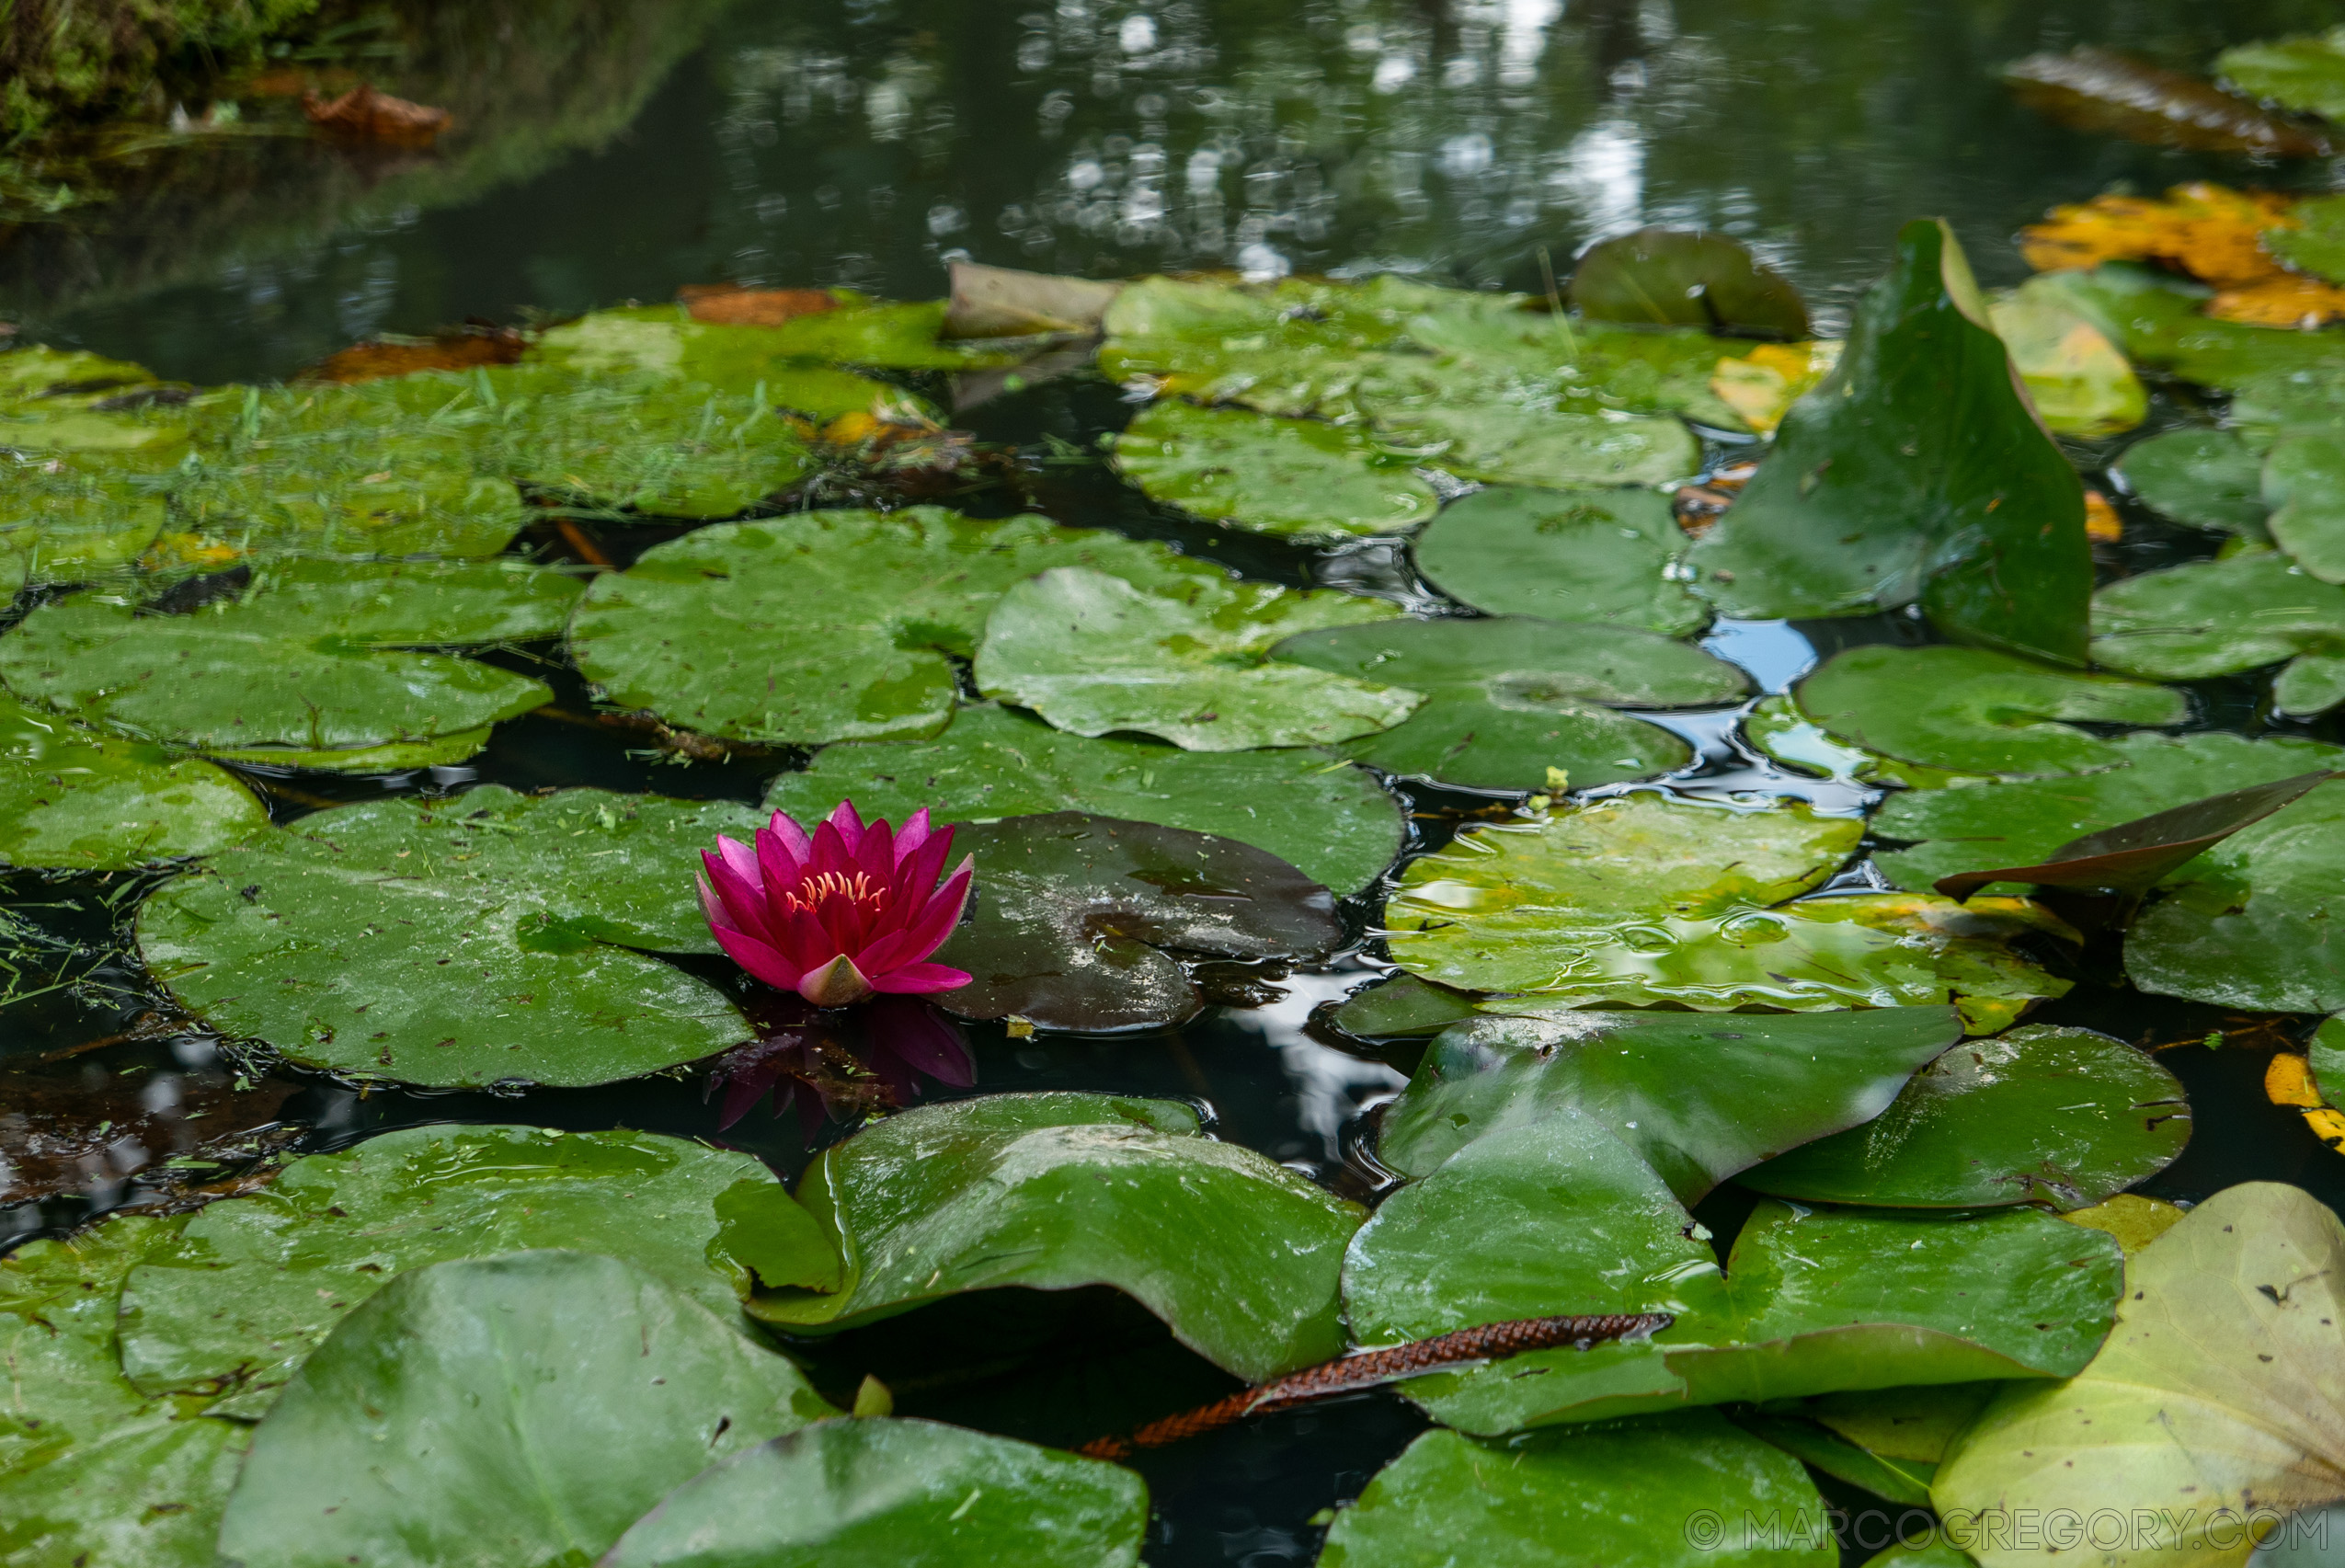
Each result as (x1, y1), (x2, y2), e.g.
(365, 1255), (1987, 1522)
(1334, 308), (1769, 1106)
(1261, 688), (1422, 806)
(1935, 768), (2339, 903)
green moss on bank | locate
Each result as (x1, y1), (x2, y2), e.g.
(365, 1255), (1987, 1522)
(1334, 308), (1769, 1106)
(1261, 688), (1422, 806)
(1, 0), (324, 143)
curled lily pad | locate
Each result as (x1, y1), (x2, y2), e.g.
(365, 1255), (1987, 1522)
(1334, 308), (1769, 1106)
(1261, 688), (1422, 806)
(1687, 221), (2092, 665)
(1111, 400), (1440, 543)
(748, 1093), (1365, 1382)
(1271, 616), (1745, 791)
(1933, 767), (2339, 901)
(1347, 1116), (2123, 1435)
(765, 704), (1403, 896)
(932, 813), (1344, 1033)
(603, 1417), (1148, 1568)
(2218, 28), (2345, 121)
(1319, 1411), (1835, 1568)
(135, 786), (762, 1087)
(0, 559), (578, 769)
(117, 1125), (838, 1418)
(1376, 1006), (1965, 1203)
(2091, 552), (2345, 718)
(1872, 731), (2345, 895)
(2265, 433), (2345, 584)
(0, 1213), (250, 1568)
(973, 567), (1418, 751)
(2124, 776), (2345, 1013)
(1794, 645), (2188, 778)
(2114, 429), (2271, 536)
(1, 692), (268, 869)
(570, 509), (1218, 747)
(1409, 486), (1710, 635)
(1933, 1183), (2345, 1568)
(1569, 227), (1811, 338)
(1743, 1025), (2191, 1210)
(215, 1252), (835, 1568)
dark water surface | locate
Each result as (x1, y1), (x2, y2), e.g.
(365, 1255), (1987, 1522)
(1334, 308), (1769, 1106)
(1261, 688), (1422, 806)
(6, 3), (2345, 1563)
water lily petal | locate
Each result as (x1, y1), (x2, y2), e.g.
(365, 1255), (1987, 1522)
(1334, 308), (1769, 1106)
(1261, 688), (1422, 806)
(891, 826), (957, 913)
(710, 922), (805, 992)
(714, 832), (763, 888)
(855, 816), (897, 882)
(806, 816), (855, 880)
(754, 823), (807, 896)
(893, 807), (934, 864)
(892, 859), (975, 965)
(827, 799), (868, 858)
(699, 854), (771, 940)
(868, 960), (975, 994)
(773, 901), (841, 973)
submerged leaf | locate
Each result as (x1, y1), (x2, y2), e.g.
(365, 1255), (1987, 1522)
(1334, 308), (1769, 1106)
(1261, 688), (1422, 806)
(1568, 227), (1811, 338)
(2090, 551), (2345, 717)
(1871, 731), (2345, 895)
(974, 567), (1418, 751)
(570, 509), (1219, 747)
(1686, 220), (2093, 665)
(1933, 1182), (2345, 1568)
(0, 692), (268, 868)
(1376, 1006), (1965, 1202)
(1319, 1412), (1835, 1568)
(2004, 50), (2333, 158)
(136, 786), (762, 1087)
(0, 559), (578, 769)
(932, 813), (1344, 1033)
(117, 1126), (836, 1418)
(1271, 616), (1745, 791)
(216, 1252), (834, 1568)
(603, 1417), (1148, 1568)
(1794, 645), (2188, 777)
(747, 1093), (1364, 1382)
(769, 704), (1403, 894)
(2124, 776), (2345, 1013)
(1409, 485), (1710, 635)
(1112, 400), (1440, 542)
(1743, 1025), (2190, 1210)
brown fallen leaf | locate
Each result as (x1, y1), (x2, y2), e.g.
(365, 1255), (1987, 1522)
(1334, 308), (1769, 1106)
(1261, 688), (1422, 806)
(2264, 1053), (2345, 1156)
(2084, 489), (2123, 542)
(303, 84), (452, 148)
(678, 283), (841, 326)
(2004, 48), (2334, 159)
(298, 327), (525, 384)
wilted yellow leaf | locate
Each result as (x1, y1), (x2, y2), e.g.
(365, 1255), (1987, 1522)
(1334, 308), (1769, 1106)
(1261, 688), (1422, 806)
(1708, 340), (1841, 434)
(2019, 183), (2297, 287)
(2206, 274), (2345, 328)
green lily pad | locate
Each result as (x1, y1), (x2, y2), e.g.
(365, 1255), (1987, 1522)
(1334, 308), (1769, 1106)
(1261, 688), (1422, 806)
(2026, 266), (2345, 394)
(1743, 1025), (2190, 1210)
(0, 458), (171, 589)
(1794, 645), (2188, 777)
(2233, 364), (2345, 453)
(1326, 972), (1489, 1040)
(0, 1214), (250, 1568)
(1350, 1123), (2122, 1433)
(602, 1417), (1148, 1568)
(117, 1125), (840, 1418)
(2265, 194), (2345, 286)
(2218, 28), (2345, 121)
(530, 303), (947, 395)
(1743, 695), (1986, 792)
(2124, 776), (2345, 1013)
(215, 1252), (835, 1568)
(932, 813), (1345, 1033)
(1986, 291), (2146, 440)
(1409, 486), (1711, 635)
(766, 704), (1403, 894)
(1376, 1005), (1966, 1202)
(2315, 1014), (2345, 1100)
(0, 346), (197, 458)
(1, 692), (269, 868)
(1112, 400), (1441, 542)
(2265, 433), (2345, 584)
(1801, 1381), (2002, 1467)
(1933, 1182), (2345, 1568)
(748, 1093), (1364, 1382)
(1372, 399), (1702, 492)
(2112, 428), (2271, 537)
(1318, 1411), (1835, 1568)
(1570, 227), (1812, 339)
(135, 785), (762, 1087)
(2090, 551), (2345, 717)
(569, 509), (1219, 747)
(0, 559), (579, 768)
(1388, 292), (1755, 428)
(1687, 221), (2092, 665)
(1871, 731), (2345, 894)
(1270, 616), (1745, 791)
(1733, 1410), (1940, 1508)
(973, 567), (1419, 751)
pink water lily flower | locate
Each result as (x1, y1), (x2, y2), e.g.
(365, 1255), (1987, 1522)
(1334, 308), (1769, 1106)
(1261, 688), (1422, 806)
(699, 801), (974, 1008)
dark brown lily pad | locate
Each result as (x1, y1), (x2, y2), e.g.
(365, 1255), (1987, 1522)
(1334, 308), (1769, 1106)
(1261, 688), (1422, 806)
(1935, 769), (2339, 900)
(2003, 48), (2334, 158)
(934, 814), (1344, 1033)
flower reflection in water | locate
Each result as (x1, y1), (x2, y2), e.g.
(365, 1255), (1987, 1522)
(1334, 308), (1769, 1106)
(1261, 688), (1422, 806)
(707, 994), (976, 1142)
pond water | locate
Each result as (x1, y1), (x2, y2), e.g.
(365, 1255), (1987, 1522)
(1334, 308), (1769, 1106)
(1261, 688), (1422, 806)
(6, 2), (2345, 1564)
